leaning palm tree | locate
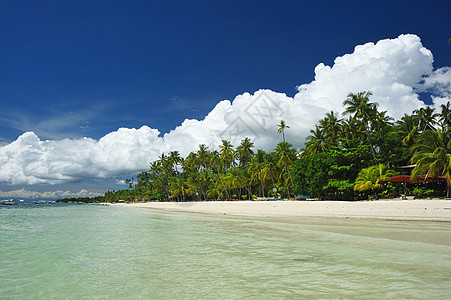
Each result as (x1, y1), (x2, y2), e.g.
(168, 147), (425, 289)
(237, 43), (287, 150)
(249, 159), (267, 197)
(149, 161), (170, 200)
(169, 177), (189, 201)
(343, 91), (378, 159)
(277, 120), (290, 143)
(411, 129), (451, 197)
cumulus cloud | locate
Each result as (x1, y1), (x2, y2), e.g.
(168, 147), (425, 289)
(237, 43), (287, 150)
(0, 127), (167, 185)
(295, 34), (433, 121)
(0, 34), (449, 185)
(0, 188), (102, 199)
(423, 67), (451, 96)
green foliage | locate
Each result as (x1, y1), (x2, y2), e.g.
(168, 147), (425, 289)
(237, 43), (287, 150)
(323, 180), (355, 200)
(413, 187), (435, 199)
(413, 187), (424, 199)
(425, 189), (434, 197)
(411, 128), (451, 197)
(100, 95), (450, 202)
(56, 196), (105, 203)
(354, 164), (396, 192)
(291, 152), (332, 198)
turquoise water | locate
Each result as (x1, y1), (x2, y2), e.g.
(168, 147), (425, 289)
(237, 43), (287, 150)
(1, 204), (450, 299)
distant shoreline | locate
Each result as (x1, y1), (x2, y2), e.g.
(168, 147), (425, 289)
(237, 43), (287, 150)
(113, 199), (451, 222)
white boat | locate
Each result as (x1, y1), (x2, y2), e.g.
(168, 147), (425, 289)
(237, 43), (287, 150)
(34, 200), (50, 204)
(0, 199), (22, 205)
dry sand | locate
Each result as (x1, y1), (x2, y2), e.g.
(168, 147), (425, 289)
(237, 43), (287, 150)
(114, 199), (451, 221)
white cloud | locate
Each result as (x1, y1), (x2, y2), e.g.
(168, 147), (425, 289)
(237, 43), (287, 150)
(0, 188), (102, 199)
(0, 127), (168, 185)
(0, 34), (449, 185)
(295, 34), (433, 121)
(423, 67), (451, 97)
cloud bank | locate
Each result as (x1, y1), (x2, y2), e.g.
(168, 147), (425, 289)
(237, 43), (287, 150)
(1, 34), (450, 185)
(0, 188), (102, 199)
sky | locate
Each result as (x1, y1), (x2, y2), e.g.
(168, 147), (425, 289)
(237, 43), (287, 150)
(1, 0), (450, 199)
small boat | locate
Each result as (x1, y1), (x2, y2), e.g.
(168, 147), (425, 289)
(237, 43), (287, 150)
(0, 199), (24, 205)
(34, 200), (52, 204)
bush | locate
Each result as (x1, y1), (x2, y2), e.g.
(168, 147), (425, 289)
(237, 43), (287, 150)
(424, 189), (434, 198)
(413, 187), (424, 199)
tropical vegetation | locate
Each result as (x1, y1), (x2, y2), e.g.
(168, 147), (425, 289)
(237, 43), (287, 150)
(59, 94), (451, 203)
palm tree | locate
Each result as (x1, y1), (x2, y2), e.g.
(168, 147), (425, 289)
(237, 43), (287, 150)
(354, 164), (396, 198)
(302, 126), (328, 158)
(319, 111), (342, 146)
(277, 120), (290, 143)
(275, 142), (297, 198)
(236, 138), (254, 167)
(183, 151), (206, 201)
(411, 129), (451, 197)
(249, 160), (265, 197)
(394, 114), (420, 146)
(170, 177), (189, 201)
(149, 161), (170, 200)
(219, 140), (235, 169)
(343, 91), (378, 158)
(372, 110), (394, 155)
(341, 115), (362, 140)
(223, 171), (241, 199)
(413, 106), (438, 132)
(168, 151), (182, 170)
(196, 144), (209, 169)
(373, 110), (393, 131)
(261, 153), (280, 190)
(439, 102), (451, 129)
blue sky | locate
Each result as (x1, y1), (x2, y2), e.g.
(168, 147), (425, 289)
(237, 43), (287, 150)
(1, 0), (450, 198)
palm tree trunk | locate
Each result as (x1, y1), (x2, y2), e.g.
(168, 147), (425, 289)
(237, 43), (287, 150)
(210, 175), (224, 200)
(284, 163), (292, 199)
(447, 178), (450, 198)
(233, 169), (253, 200)
(195, 173), (206, 201)
(217, 172), (230, 200)
(155, 173), (170, 200)
(363, 119), (377, 159)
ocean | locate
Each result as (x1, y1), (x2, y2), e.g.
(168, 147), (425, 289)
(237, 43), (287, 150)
(1, 204), (450, 299)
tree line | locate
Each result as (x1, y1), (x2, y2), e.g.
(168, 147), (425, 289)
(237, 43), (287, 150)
(61, 92), (450, 203)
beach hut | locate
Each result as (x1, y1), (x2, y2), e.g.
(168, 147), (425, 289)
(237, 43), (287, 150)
(380, 175), (447, 197)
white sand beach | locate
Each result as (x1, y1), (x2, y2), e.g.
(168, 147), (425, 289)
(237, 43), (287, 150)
(115, 199), (451, 221)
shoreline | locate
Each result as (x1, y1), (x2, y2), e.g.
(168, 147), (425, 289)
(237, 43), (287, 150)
(113, 199), (451, 222)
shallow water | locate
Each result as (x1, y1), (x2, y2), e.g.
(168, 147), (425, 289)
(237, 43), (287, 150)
(1, 204), (450, 299)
